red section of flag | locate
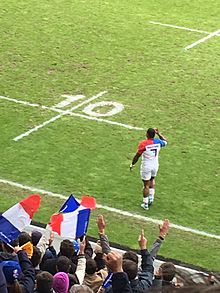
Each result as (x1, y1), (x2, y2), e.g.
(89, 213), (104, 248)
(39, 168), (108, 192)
(81, 196), (96, 210)
(49, 213), (63, 235)
(19, 194), (41, 218)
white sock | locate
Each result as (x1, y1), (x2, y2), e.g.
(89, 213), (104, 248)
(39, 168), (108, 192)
(149, 188), (155, 202)
(143, 197), (149, 205)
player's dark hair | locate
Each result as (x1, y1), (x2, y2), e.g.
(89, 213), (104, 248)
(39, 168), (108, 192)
(147, 128), (156, 138)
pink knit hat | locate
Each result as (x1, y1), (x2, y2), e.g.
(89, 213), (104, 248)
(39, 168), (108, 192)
(53, 272), (69, 293)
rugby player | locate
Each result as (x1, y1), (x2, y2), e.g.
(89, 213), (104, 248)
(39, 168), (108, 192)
(130, 128), (168, 210)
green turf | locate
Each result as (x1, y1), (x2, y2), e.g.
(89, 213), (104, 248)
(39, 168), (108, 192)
(0, 0), (220, 270)
(1, 183), (220, 271)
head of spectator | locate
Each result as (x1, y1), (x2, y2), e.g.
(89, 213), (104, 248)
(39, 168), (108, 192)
(1, 260), (22, 292)
(123, 251), (138, 264)
(56, 256), (71, 273)
(18, 231), (31, 246)
(53, 272), (69, 293)
(160, 262), (176, 282)
(31, 246), (42, 268)
(31, 230), (42, 246)
(36, 271), (54, 293)
(85, 259), (97, 275)
(70, 285), (94, 293)
(60, 240), (75, 258)
(122, 259), (138, 281)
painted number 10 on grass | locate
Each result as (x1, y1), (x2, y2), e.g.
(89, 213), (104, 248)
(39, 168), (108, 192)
(55, 93), (124, 117)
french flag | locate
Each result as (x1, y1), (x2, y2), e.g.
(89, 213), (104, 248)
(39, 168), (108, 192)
(49, 194), (96, 239)
(0, 194), (41, 244)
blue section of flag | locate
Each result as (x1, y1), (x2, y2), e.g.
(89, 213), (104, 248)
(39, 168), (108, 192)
(59, 195), (80, 213)
(76, 209), (91, 238)
(102, 272), (113, 288)
(0, 215), (21, 244)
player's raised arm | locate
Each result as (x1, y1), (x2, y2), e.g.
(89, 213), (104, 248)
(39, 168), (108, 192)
(154, 128), (168, 142)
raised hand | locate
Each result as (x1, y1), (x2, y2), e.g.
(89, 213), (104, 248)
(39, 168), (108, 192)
(138, 229), (147, 250)
(104, 251), (123, 273)
(159, 219), (170, 238)
(97, 215), (106, 234)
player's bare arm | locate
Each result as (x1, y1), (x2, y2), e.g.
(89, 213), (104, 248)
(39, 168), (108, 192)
(130, 152), (141, 171)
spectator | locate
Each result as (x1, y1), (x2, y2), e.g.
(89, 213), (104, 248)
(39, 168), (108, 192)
(34, 271), (54, 293)
(83, 258), (107, 293)
(124, 229), (154, 293)
(41, 239), (77, 275)
(56, 238), (86, 288)
(18, 232), (31, 247)
(31, 246), (42, 275)
(31, 230), (42, 246)
(151, 262), (176, 291)
(93, 241), (106, 271)
(56, 256), (78, 288)
(2, 245), (35, 293)
(104, 251), (132, 293)
(53, 272), (69, 293)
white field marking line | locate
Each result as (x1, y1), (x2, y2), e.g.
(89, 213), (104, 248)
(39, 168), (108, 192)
(12, 91), (107, 141)
(0, 95), (144, 131)
(149, 21), (212, 35)
(185, 28), (220, 50)
(0, 177), (220, 240)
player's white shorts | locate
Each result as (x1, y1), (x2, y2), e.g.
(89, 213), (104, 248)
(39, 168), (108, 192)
(141, 166), (158, 181)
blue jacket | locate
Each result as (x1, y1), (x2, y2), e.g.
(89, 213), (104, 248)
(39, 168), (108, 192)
(17, 250), (35, 293)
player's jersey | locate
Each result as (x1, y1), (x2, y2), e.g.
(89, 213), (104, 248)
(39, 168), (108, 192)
(137, 138), (167, 168)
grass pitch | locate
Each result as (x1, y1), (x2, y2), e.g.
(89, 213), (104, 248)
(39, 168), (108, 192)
(0, 0), (220, 270)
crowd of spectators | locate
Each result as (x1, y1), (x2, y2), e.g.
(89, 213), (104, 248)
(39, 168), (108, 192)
(0, 215), (219, 293)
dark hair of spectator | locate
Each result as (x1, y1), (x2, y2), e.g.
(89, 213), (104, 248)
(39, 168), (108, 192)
(56, 256), (71, 273)
(60, 239), (75, 258)
(18, 232), (31, 246)
(123, 251), (138, 264)
(36, 271), (53, 293)
(122, 259), (138, 280)
(161, 262), (176, 282)
(85, 258), (97, 275)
